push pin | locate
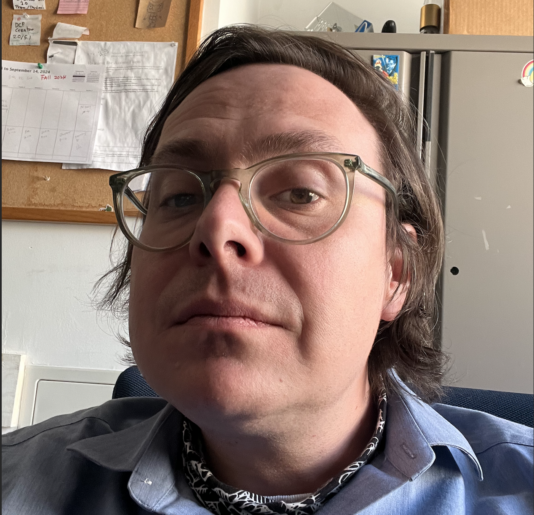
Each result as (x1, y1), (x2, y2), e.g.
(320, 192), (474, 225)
(43, 175), (51, 181)
(37, 63), (43, 69)
(23, 12), (29, 18)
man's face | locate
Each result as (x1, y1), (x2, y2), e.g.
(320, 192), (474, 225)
(129, 64), (404, 427)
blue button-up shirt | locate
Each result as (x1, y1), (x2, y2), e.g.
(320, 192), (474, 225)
(3, 383), (533, 514)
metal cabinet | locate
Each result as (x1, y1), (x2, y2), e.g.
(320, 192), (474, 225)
(438, 51), (533, 393)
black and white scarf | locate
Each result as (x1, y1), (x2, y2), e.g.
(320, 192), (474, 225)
(182, 391), (387, 515)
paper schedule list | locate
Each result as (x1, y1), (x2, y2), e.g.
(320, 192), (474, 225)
(64, 41), (177, 172)
(2, 61), (105, 164)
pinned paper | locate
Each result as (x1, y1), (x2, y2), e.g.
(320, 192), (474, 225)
(47, 40), (78, 64)
(135, 0), (172, 29)
(2, 60), (106, 164)
(52, 22), (89, 39)
(372, 55), (399, 90)
(10, 14), (41, 46)
(13, 0), (45, 10)
(520, 60), (533, 87)
(57, 0), (90, 15)
(63, 41), (177, 171)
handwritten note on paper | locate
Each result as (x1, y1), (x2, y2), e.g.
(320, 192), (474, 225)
(63, 41), (177, 171)
(57, 0), (90, 15)
(2, 61), (105, 164)
(10, 14), (42, 46)
(13, 0), (46, 10)
(135, 0), (172, 29)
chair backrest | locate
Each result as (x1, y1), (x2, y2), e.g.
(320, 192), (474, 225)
(440, 386), (533, 428)
(112, 366), (533, 427)
(112, 366), (158, 399)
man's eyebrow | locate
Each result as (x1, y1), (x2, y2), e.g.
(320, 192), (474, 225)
(241, 130), (343, 163)
(151, 138), (218, 165)
(151, 130), (344, 167)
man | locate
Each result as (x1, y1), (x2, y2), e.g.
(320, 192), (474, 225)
(3, 26), (532, 514)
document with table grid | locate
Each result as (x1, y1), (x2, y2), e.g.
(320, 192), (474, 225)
(2, 60), (105, 164)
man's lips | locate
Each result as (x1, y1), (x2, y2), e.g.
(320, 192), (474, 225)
(178, 315), (273, 328)
(174, 299), (282, 328)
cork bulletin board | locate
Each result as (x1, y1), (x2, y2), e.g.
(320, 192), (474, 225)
(1, 0), (204, 224)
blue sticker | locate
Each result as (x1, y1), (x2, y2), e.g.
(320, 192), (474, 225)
(372, 55), (399, 90)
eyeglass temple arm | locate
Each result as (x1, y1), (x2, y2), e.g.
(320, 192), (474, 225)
(344, 157), (399, 218)
(124, 187), (148, 216)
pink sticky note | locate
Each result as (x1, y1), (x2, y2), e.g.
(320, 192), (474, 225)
(57, 0), (90, 15)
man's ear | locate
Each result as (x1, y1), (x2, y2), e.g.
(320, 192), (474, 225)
(381, 224), (417, 322)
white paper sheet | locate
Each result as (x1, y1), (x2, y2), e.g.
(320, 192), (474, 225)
(14, 0), (46, 10)
(10, 14), (42, 46)
(63, 41), (177, 171)
(52, 22), (89, 39)
(2, 60), (105, 164)
(47, 40), (78, 64)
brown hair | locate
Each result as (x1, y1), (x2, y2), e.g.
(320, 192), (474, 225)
(96, 25), (448, 403)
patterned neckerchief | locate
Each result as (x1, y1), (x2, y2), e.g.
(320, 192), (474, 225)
(182, 391), (387, 515)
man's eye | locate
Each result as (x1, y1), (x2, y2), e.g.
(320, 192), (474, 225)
(278, 188), (321, 205)
(163, 193), (199, 208)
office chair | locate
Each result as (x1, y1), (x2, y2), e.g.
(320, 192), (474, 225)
(112, 366), (534, 428)
(112, 365), (159, 399)
(440, 386), (533, 428)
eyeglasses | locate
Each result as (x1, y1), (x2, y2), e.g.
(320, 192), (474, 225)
(109, 152), (398, 252)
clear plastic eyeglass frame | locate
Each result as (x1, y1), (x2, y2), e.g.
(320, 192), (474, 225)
(109, 152), (399, 252)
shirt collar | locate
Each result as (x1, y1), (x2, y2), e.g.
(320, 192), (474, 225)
(67, 403), (187, 512)
(385, 377), (484, 482)
(67, 402), (179, 471)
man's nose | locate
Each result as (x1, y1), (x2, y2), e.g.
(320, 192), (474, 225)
(188, 179), (264, 265)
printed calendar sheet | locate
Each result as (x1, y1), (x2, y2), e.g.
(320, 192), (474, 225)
(2, 60), (105, 164)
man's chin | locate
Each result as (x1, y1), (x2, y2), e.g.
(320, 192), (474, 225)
(145, 359), (288, 425)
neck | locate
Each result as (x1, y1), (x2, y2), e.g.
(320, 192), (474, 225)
(196, 380), (377, 496)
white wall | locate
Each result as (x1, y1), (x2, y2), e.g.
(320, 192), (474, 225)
(219, 0), (259, 30)
(2, 221), (127, 371)
(202, 0), (425, 38)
